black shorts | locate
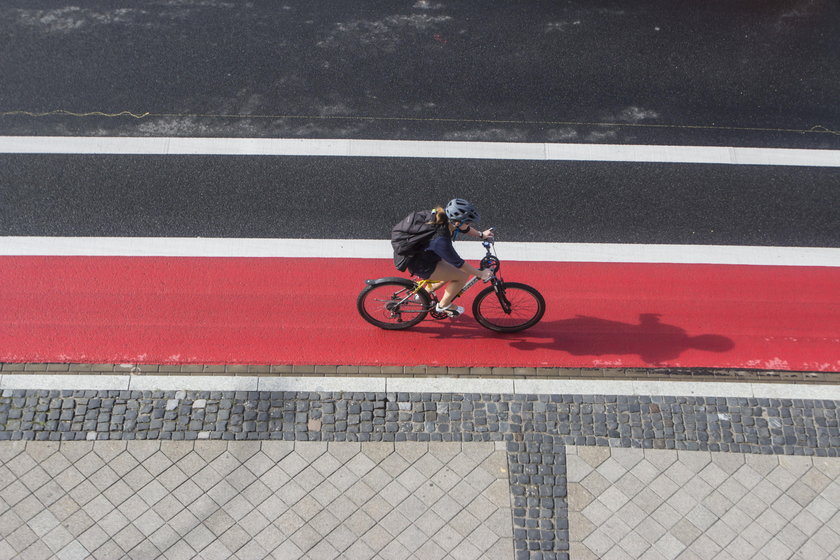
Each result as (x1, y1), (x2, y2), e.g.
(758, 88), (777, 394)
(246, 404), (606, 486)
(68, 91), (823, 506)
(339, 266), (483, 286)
(406, 251), (441, 279)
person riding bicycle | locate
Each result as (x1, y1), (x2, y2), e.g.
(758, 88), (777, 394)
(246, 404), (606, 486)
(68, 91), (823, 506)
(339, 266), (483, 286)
(405, 199), (495, 318)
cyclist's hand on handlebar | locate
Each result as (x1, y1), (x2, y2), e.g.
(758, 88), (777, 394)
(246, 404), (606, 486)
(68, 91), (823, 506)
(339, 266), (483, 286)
(480, 228), (495, 242)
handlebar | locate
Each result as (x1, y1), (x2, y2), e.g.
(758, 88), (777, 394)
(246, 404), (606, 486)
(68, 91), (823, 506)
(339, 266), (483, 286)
(478, 228), (499, 281)
(481, 227), (496, 249)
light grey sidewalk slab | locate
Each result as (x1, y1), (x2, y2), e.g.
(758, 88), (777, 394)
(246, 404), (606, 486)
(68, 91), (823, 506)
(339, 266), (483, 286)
(750, 383), (839, 401)
(515, 378), (636, 397)
(5, 374), (840, 401)
(567, 446), (840, 560)
(632, 380), (757, 398)
(0, 440), (513, 560)
(257, 376), (386, 393)
(516, 378), (840, 401)
(0, 374), (130, 391)
(127, 375), (260, 392)
(387, 377), (515, 395)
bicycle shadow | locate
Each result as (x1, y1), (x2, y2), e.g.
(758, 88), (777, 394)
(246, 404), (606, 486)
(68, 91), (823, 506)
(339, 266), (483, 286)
(417, 313), (734, 366)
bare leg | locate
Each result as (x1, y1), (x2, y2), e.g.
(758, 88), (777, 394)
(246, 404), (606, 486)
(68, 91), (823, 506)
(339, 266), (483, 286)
(425, 280), (446, 294)
(429, 261), (469, 308)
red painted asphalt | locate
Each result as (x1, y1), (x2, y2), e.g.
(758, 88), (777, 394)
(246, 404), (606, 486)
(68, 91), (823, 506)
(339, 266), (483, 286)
(1, 257), (838, 371)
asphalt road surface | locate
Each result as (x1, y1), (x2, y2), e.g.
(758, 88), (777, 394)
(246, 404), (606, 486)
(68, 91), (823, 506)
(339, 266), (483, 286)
(1, 154), (838, 247)
(1, 0), (838, 148)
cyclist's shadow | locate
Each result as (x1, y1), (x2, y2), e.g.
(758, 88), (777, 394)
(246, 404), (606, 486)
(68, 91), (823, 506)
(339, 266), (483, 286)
(422, 313), (734, 366)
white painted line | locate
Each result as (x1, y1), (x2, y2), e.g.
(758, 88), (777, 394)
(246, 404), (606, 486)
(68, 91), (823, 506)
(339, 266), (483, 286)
(0, 375), (130, 391)
(2, 375), (839, 402)
(1, 136), (839, 167)
(0, 237), (388, 259)
(258, 377), (386, 393)
(505, 243), (840, 267)
(128, 375), (258, 392)
(2, 237), (839, 267)
(388, 377), (515, 395)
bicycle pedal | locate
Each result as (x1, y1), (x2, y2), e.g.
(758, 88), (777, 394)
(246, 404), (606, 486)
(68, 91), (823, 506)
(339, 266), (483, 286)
(434, 303), (464, 318)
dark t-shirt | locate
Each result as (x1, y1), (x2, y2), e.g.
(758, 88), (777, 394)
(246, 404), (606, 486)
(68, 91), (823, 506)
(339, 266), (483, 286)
(406, 227), (465, 279)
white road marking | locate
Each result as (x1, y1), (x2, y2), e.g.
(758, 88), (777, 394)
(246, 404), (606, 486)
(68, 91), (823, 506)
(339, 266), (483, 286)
(1, 136), (839, 166)
(1, 237), (839, 267)
(1, 374), (838, 401)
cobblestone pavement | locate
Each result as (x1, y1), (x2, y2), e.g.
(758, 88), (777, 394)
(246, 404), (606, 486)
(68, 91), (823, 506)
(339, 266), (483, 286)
(0, 381), (839, 559)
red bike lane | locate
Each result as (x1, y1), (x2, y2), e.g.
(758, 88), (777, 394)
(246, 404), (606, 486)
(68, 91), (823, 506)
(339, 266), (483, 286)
(1, 256), (838, 371)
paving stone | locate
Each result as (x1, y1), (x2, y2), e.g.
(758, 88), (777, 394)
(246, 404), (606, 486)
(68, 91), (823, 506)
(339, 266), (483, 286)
(2, 387), (840, 558)
(569, 446), (840, 560)
(12, 437), (514, 556)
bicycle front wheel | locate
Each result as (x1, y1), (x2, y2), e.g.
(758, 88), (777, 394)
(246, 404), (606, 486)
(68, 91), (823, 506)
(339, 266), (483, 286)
(472, 281), (545, 333)
(357, 281), (431, 330)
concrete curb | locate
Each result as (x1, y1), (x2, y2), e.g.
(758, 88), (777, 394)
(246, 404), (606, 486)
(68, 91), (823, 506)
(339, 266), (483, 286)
(3, 373), (840, 401)
(1, 362), (836, 384)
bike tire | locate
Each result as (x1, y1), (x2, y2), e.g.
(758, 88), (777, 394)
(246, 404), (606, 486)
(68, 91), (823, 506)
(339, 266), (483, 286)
(472, 281), (545, 333)
(357, 281), (431, 330)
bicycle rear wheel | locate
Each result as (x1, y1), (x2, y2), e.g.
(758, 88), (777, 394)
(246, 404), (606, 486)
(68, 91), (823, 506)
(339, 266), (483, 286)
(472, 281), (545, 333)
(357, 281), (431, 330)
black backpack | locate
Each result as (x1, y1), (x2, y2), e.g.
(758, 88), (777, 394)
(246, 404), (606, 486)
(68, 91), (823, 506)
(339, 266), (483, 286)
(391, 210), (439, 271)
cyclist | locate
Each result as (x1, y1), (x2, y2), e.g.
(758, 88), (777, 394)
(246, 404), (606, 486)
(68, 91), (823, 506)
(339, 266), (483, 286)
(405, 199), (495, 317)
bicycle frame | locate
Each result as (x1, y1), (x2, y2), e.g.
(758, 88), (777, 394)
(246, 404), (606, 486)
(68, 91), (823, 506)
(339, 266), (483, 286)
(409, 239), (501, 309)
(412, 275), (484, 304)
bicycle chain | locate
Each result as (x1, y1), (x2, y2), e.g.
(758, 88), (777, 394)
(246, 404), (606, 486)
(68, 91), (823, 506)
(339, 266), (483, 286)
(423, 293), (450, 320)
(429, 309), (449, 320)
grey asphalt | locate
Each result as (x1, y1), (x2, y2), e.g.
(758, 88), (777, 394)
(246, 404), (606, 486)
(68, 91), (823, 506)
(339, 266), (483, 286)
(1, 154), (839, 247)
(1, 1), (838, 149)
(3, 2), (838, 250)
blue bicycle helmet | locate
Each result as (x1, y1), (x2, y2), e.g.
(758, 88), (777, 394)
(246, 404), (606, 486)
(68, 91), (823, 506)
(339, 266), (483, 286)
(444, 198), (480, 224)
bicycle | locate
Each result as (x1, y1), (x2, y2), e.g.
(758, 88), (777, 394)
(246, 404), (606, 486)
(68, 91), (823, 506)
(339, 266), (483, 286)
(357, 236), (545, 332)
